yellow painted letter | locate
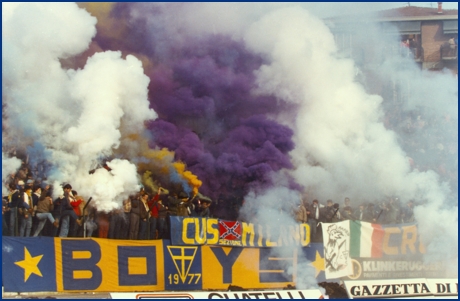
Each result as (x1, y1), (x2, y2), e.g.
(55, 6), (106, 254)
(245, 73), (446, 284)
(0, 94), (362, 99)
(242, 222), (255, 247)
(182, 218), (195, 244)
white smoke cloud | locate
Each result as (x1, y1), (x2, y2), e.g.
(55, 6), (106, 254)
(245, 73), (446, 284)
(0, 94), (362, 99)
(2, 2), (97, 144)
(240, 5), (457, 268)
(2, 153), (22, 195)
(75, 159), (141, 212)
(67, 51), (156, 160)
(2, 3), (157, 209)
(239, 172), (320, 288)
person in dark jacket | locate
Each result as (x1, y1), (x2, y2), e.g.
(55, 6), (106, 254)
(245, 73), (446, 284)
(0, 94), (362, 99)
(33, 187), (59, 236)
(156, 199), (168, 239)
(341, 206), (356, 220)
(401, 200), (415, 223)
(364, 203), (378, 223)
(129, 191), (149, 240)
(166, 193), (180, 216)
(30, 185), (42, 235)
(129, 194), (141, 240)
(195, 198), (211, 218)
(138, 192), (150, 240)
(307, 199), (321, 242)
(121, 198), (131, 239)
(9, 181), (28, 236)
(322, 199), (342, 223)
(57, 184), (82, 237)
(3, 196), (10, 235)
(108, 208), (125, 239)
(176, 192), (193, 217)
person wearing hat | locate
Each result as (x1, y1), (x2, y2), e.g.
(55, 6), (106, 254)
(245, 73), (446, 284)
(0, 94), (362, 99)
(26, 179), (34, 188)
(176, 192), (193, 217)
(166, 192), (192, 217)
(196, 197), (212, 218)
(194, 192), (212, 217)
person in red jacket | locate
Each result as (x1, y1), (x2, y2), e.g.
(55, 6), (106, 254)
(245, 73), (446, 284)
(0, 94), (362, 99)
(69, 190), (84, 237)
(147, 187), (162, 239)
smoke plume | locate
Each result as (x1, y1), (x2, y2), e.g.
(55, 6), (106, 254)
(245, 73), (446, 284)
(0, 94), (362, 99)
(2, 153), (21, 195)
(2, 2), (157, 209)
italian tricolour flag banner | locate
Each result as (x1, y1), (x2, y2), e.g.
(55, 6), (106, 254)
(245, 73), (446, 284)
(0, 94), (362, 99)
(349, 220), (385, 258)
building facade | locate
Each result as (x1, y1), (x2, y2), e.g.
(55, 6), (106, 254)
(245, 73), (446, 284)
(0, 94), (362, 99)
(326, 3), (458, 73)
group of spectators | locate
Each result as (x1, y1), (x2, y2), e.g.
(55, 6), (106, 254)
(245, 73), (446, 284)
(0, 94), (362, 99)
(2, 164), (212, 240)
(292, 196), (415, 243)
(2, 162), (415, 243)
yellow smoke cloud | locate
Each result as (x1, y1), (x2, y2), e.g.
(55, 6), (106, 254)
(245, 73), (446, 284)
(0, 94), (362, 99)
(138, 147), (202, 196)
(173, 161), (202, 196)
(139, 148), (175, 175)
(142, 170), (158, 193)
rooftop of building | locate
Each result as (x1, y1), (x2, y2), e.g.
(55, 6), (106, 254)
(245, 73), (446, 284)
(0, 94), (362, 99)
(377, 5), (457, 18)
(326, 5), (458, 23)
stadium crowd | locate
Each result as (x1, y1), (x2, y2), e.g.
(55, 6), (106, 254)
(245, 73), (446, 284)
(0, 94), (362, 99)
(2, 164), (212, 240)
(292, 195), (415, 243)
(2, 162), (415, 243)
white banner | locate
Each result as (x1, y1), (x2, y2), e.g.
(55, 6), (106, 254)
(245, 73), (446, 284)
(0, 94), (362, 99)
(321, 221), (353, 279)
(110, 289), (324, 299)
(426, 278), (458, 298)
(344, 278), (434, 299)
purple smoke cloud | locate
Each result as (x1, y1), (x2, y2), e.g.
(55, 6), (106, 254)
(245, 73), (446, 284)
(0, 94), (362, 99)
(87, 3), (299, 217)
